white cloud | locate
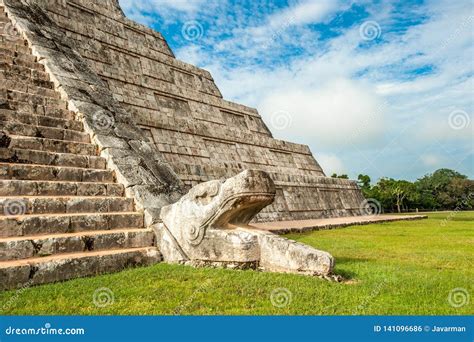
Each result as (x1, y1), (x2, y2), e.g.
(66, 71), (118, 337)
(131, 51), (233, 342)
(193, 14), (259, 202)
(259, 77), (386, 148)
(120, 0), (205, 14)
(420, 154), (443, 167)
(416, 110), (473, 143)
(317, 153), (346, 176)
(119, 0), (211, 26)
(268, 0), (340, 27)
(174, 45), (204, 66)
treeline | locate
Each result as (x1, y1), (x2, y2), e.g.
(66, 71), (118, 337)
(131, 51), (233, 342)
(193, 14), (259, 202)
(331, 169), (474, 213)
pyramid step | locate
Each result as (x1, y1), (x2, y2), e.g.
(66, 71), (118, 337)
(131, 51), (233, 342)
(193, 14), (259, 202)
(0, 37), (29, 54)
(0, 47), (36, 63)
(0, 247), (161, 290)
(0, 52), (44, 72)
(0, 9), (159, 290)
(0, 228), (154, 261)
(0, 69), (53, 89)
(43, 108), (76, 121)
(2, 89), (67, 109)
(0, 18), (21, 34)
(1, 100), (73, 119)
(0, 196), (134, 216)
(0, 77), (59, 98)
(0, 148), (106, 169)
(0, 162), (112, 182)
(7, 135), (96, 156)
(0, 110), (83, 131)
(1, 122), (89, 143)
(0, 212), (144, 238)
(0, 60), (46, 81)
(0, 180), (123, 197)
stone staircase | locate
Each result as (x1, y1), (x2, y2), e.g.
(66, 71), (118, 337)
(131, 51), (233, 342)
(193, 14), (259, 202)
(0, 8), (161, 290)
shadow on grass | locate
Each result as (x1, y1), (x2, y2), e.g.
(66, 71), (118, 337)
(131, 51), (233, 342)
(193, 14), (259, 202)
(331, 256), (372, 281)
(449, 217), (474, 221)
(336, 256), (371, 264)
(332, 268), (357, 281)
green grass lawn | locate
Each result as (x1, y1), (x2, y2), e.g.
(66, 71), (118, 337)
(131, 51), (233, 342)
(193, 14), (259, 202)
(1, 212), (473, 315)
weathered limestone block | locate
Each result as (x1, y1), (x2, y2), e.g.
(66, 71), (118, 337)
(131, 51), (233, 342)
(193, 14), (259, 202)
(256, 232), (334, 275)
(125, 185), (172, 211)
(0, 264), (31, 291)
(35, 237), (84, 257)
(158, 170), (334, 276)
(94, 135), (131, 150)
(29, 248), (162, 286)
(0, 240), (35, 261)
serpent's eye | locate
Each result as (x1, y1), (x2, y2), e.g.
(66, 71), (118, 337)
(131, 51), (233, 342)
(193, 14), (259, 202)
(193, 181), (221, 205)
(204, 182), (220, 197)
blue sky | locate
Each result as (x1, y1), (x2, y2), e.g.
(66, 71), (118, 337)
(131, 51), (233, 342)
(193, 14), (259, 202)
(119, 0), (473, 182)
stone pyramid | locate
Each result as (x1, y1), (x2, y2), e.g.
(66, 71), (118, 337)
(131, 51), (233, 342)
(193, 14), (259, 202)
(0, 0), (365, 289)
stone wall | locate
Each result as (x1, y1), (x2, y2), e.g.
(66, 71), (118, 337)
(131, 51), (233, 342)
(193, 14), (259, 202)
(6, 0), (366, 221)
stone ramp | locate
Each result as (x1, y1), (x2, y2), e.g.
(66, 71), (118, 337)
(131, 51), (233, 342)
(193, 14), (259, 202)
(250, 214), (428, 234)
(0, 7), (161, 291)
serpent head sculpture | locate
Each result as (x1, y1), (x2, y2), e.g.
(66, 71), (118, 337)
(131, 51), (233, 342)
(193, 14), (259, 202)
(158, 170), (334, 276)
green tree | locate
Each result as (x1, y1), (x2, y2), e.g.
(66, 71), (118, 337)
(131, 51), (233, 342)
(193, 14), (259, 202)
(352, 168), (471, 212)
(415, 168), (470, 210)
(371, 178), (396, 212)
(392, 180), (418, 213)
(371, 178), (418, 213)
(357, 174), (371, 197)
(446, 177), (474, 209)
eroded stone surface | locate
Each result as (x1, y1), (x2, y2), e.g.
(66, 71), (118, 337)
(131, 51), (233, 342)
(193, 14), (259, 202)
(0, 248), (162, 290)
(159, 170), (334, 276)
